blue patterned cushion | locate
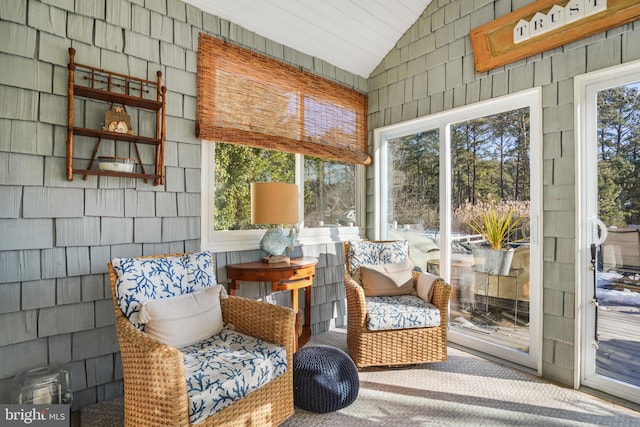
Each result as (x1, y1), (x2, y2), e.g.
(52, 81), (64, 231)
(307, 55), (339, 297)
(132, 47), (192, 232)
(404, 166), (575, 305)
(378, 240), (410, 265)
(348, 240), (410, 284)
(365, 295), (440, 331)
(112, 251), (216, 327)
(183, 328), (287, 424)
(347, 240), (379, 283)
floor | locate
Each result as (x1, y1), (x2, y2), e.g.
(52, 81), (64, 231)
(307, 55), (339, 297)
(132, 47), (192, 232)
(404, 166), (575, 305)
(76, 329), (640, 426)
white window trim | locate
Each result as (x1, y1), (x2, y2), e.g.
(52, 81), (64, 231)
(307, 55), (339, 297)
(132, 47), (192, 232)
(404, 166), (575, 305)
(373, 88), (542, 372)
(200, 142), (364, 253)
(575, 58), (640, 400)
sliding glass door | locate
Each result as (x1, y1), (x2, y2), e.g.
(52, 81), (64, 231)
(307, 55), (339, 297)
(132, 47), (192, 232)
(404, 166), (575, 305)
(375, 89), (541, 369)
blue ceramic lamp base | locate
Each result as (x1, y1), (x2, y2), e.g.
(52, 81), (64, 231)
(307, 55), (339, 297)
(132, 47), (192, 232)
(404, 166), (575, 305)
(260, 228), (295, 263)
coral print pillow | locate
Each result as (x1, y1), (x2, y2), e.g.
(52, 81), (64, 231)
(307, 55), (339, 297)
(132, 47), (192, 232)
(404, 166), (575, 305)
(111, 251), (216, 328)
(348, 240), (380, 283)
(348, 240), (411, 284)
(378, 240), (410, 265)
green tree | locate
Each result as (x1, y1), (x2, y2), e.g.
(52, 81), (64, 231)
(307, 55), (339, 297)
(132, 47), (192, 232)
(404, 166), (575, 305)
(304, 157), (355, 226)
(598, 157), (633, 228)
(451, 108), (529, 207)
(510, 108), (531, 201)
(388, 107), (532, 232)
(597, 85), (640, 225)
(214, 143), (294, 230)
(451, 118), (489, 205)
(598, 86), (640, 161)
(388, 130), (440, 227)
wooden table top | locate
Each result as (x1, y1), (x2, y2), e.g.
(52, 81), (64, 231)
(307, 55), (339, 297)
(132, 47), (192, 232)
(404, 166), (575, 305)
(226, 257), (318, 271)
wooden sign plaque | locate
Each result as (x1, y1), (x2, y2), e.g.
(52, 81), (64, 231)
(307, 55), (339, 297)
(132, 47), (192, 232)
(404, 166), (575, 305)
(470, 0), (640, 73)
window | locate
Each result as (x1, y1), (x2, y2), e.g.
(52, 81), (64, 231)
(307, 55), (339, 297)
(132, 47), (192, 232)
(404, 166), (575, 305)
(304, 156), (357, 228)
(201, 143), (362, 252)
(213, 144), (294, 231)
(197, 34), (367, 252)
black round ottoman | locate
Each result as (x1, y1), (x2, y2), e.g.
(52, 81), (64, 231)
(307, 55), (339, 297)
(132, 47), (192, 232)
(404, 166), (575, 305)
(293, 345), (359, 413)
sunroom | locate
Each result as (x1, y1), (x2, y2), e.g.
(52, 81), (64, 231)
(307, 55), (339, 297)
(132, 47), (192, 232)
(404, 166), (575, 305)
(1, 0), (639, 423)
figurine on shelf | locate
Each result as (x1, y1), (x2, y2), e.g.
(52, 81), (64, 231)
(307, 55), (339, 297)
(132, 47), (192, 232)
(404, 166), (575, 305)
(103, 106), (134, 135)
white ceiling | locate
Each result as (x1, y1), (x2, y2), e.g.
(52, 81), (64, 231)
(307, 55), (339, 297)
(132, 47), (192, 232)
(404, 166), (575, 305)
(183, 0), (433, 78)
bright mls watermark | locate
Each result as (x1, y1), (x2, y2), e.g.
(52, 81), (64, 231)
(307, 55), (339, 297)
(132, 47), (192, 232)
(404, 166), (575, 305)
(0, 405), (69, 426)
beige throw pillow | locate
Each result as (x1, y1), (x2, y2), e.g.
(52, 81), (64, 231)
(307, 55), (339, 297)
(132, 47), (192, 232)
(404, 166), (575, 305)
(136, 285), (227, 348)
(360, 260), (414, 297)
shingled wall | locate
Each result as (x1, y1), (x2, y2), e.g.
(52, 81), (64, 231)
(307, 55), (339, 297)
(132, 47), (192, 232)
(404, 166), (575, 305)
(0, 0), (359, 410)
(367, 0), (640, 386)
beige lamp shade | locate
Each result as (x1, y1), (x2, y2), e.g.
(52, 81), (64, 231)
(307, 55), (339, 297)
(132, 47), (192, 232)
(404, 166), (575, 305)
(251, 182), (299, 225)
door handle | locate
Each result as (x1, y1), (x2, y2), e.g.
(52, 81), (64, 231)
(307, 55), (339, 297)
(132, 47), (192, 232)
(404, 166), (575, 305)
(591, 217), (608, 246)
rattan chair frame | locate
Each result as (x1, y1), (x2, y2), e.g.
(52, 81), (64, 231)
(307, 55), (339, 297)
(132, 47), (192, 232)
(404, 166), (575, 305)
(108, 253), (295, 426)
(344, 241), (451, 368)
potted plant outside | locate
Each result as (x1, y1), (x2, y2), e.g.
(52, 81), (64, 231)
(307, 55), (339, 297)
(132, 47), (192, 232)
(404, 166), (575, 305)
(466, 202), (526, 275)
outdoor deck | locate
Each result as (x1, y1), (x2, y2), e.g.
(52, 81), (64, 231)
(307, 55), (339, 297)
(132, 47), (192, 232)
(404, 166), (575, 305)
(596, 306), (640, 388)
(451, 296), (640, 390)
(450, 302), (530, 353)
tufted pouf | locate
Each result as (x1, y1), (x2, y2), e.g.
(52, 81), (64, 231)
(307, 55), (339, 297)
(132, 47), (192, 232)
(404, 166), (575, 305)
(293, 344), (359, 413)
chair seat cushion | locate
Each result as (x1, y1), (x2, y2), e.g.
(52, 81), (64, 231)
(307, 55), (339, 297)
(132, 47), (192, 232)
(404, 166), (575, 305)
(365, 295), (440, 331)
(182, 328), (288, 424)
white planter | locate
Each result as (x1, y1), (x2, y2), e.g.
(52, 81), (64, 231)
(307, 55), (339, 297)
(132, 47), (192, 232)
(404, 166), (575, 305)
(472, 247), (515, 276)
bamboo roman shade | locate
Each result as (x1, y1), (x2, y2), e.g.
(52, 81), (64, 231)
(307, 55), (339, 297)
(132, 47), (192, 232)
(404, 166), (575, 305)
(196, 33), (370, 165)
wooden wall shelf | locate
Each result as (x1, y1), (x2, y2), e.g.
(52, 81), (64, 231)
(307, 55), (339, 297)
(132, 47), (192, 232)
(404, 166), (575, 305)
(66, 47), (167, 185)
(72, 127), (162, 146)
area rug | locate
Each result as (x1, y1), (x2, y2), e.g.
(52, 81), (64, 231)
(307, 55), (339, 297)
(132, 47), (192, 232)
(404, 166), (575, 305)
(81, 329), (640, 426)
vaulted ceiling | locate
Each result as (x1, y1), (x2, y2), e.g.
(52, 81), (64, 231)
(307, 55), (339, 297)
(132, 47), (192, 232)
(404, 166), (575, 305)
(183, 0), (433, 78)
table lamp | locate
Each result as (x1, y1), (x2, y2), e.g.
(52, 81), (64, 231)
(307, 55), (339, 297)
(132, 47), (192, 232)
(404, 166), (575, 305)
(251, 182), (299, 263)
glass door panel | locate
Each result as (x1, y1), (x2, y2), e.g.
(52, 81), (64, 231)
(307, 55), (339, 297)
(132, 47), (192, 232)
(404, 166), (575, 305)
(448, 108), (531, 354)
(579, 69), (640, 403)
(386, 129), (441, 268)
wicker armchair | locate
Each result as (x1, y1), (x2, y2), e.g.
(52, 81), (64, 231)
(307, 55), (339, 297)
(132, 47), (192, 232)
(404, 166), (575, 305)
(344, 241), (451, 368)
(108, 253), (295, 427)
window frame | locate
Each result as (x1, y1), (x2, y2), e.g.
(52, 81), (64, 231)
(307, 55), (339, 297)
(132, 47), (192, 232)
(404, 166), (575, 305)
(200, 141), (364, 253)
